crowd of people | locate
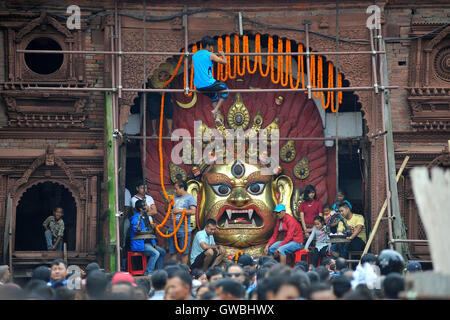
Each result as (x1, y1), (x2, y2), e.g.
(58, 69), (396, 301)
(0, 251), (423, 300)
(122, 180), (366, 276)
(0, 177), (426, 300)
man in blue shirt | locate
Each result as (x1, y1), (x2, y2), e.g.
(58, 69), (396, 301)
(47, 259), (68, 288)
(130, 200), (166, 276)
(193, 36), (228, 125)
(167, 180), (197, 265)
(190, 219), (225, 270)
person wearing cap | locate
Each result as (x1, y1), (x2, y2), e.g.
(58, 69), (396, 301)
(110, 272), (138, 300)
(111, 272), (138, 288)
(237, 254), (256, 269)
(405, 261), (422, 275)
(264, 204), (304, 265)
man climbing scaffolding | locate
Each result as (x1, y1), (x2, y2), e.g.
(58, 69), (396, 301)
(193, 36), (229, 125)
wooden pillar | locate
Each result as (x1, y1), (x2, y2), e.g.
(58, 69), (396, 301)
(90, 175), (98, 252)
(0, 175), (6, 263)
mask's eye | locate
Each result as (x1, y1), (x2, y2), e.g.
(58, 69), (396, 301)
(211, 183), (232, 196)
(246, 182), (266, 196)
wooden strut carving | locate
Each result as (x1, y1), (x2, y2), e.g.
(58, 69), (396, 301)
(11, 145), (86, 199)
(2, 95), (88, 128)
(15, 10), (73, 42)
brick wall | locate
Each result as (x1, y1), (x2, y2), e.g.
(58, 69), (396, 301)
(84, 20), (106, 130)
(384, 8), (413, 132)
(0, 30), (7, 127)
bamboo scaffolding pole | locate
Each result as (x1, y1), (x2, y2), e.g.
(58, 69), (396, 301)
(390, 239), (428, 243)
(358, 156), (409, 266)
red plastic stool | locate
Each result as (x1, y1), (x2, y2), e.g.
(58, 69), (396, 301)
(127, 251), (148, 275)
(292, 249), (309, 267)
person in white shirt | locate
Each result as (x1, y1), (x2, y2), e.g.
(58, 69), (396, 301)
(131, 182), (157, 218)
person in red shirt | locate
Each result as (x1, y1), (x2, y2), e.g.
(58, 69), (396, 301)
(298, 185), (323, 238)
(263, 204), (304, 264)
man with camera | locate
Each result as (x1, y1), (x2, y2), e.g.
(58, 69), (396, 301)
(330, 202), (366, 259)
(130, 199), (166, 276)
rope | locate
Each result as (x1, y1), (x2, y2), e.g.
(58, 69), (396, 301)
(153, 53), (189, 248)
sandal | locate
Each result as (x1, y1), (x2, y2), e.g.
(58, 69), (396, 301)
(212, 110), (222, 125)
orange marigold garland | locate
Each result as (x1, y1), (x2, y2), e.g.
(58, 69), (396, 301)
(313, 55), (322, 99)
(245, 35), (258, 74)
(259, 35), (272, 77)
(235, 34), (246, 77)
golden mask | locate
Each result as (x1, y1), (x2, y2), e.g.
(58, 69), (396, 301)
(188, 161), (293, 250)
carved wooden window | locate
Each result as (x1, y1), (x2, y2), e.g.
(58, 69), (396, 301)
(407, 24), (450, 132)
(7, 11), (84, 83)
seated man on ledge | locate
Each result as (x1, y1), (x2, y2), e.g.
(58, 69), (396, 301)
(190, 219), (225, 270)
(263, 204), (304, 264)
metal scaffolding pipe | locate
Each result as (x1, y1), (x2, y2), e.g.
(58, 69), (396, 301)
(142, 0), (147, 202)
(125, 135), (364, 141)
(369, 28), (379, 94)
(378, 28), (395, 251)
(183, 6), (189, 95)
(15, 86), (398, 93)
(113, 0), (121, 273)
(304, 20), (312, 99)
(16, 49), (386, 56)
(335, 0), (340, 197)
(118, 10), (123, 98)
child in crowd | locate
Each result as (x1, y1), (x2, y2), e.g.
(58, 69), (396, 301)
(332, 190), (352, 212)
(304, 216), (331, 267)
(323, 204), (332, 224)
(323, 203), (339, 234)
